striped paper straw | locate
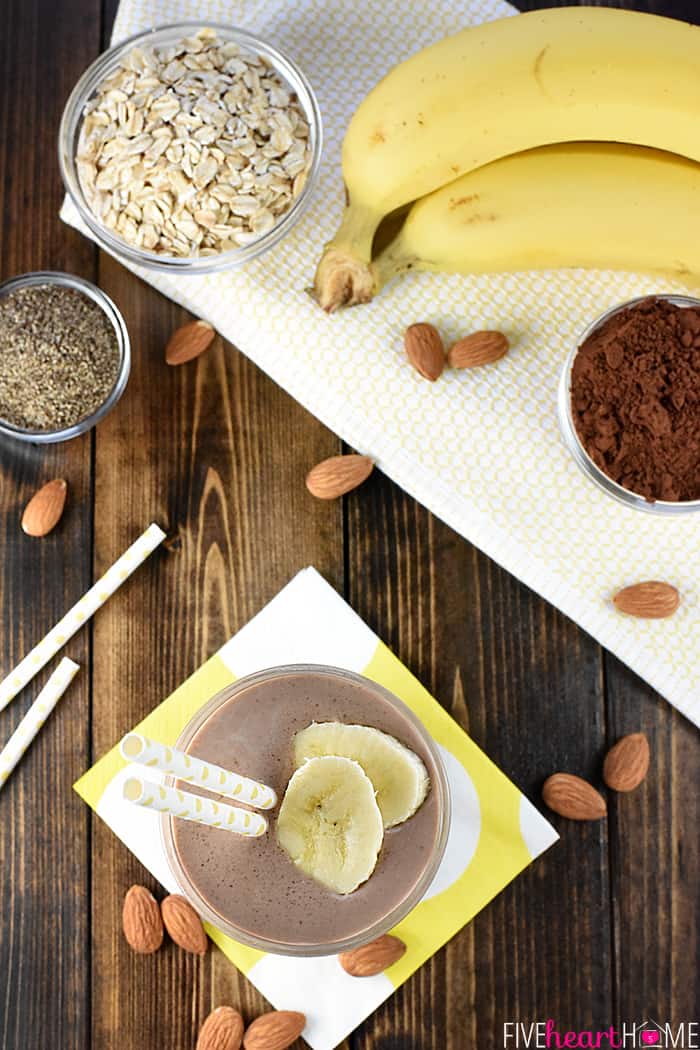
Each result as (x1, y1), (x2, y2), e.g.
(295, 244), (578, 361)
(0, 523), (165, 713)
(120, 732), (277, 810)
(0, 658), (80, 790)
(122, 776), (267, 837)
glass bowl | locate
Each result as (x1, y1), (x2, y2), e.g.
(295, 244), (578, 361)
(160, 664), (451, 957)
(0, 271), (130, 444)
(58, 22), (323, 274)
(558, 294), (700, 515)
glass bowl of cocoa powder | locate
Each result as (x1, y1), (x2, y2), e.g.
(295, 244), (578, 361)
(558, 294), (700, 514)
(0, 271), (130, 443)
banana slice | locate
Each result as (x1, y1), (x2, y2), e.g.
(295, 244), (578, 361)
(293, 722), (430, 828)
(277, 755), (383, 894)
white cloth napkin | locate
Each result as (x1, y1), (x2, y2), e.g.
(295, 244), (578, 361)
(62, 0), (700, 728)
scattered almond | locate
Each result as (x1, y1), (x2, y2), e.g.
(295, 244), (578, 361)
(542, 773), (607, 821)
(161, 894), (208, 955)
(612, 581), (680, 619)
(122, 884), (164, 954)
(404, 322), (445, 381)
(196, 1007), (245, 1050)
(448, 330), (509, 369)
(21, 479), (68, 537)
(306, 454), (374, 499)
(165, 319), (216, 365)
(339, 933), (407, 977)
(603, 733), (650, 792)
(243, 1011), (306, 1050)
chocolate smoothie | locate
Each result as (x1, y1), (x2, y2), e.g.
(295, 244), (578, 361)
(171, 668), (443, 948)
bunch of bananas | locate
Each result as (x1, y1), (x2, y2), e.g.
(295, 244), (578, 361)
(313, 7), (700, 311)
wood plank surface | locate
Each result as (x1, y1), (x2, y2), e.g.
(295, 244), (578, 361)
(0, 3), (98, 1050)
(605, 662), (700, 1029)
(0, 1), (698, 1049)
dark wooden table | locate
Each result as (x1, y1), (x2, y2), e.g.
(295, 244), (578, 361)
(1, 2), (698, 1048)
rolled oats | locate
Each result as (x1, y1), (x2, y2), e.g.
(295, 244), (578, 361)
(77, 28), (313, 257)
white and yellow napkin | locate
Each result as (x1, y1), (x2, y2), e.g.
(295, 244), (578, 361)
(75, 567), (557, 1050)
(62, 0), (700, 727)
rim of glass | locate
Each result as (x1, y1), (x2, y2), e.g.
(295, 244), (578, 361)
(58, 21), (323, 274)
(557, 294), (700, 515)
(160, 663), (452, 957)
(0, 271), (131, 444)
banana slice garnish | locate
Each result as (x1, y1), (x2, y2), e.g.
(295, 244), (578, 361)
(293, 721), (430, 829)
(276, 755), (384, 895)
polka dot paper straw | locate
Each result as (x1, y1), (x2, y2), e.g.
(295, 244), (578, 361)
(0, 658), (80, 790)
(122, 775), (268, 837)
(120, 733), (277, 809)
(0, 523), (165, 714)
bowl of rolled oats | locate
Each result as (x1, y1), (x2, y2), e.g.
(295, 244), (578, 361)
(59, 23), (322, 272)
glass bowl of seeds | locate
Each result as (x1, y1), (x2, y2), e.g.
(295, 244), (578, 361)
(0, 272), (130, 443)
(58, 23), (322, 273)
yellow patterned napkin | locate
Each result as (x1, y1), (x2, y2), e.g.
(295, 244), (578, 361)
(62, 0), (700, 727)
(75, 568), (557, 1050)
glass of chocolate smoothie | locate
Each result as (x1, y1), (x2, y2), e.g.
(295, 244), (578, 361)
(161, 664), (450, 956)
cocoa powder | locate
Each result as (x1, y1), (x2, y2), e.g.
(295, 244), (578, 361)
(571, 298), (700, 502)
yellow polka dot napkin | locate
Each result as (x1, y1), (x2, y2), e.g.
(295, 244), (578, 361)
(74, 567), (557, 1050)
(62, 0), (700, 728)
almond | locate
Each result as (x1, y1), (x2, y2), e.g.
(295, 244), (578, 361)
(306, 454), (374, 499)
(404, 322), (445, 381)
(542, 773), (607, 821)
(21, 479), (68, 537)
(196, 1007), (244, 1050)
(242, 1011), (306, 1050)
(161, 894), (208, 955)
(603, 733), (650, 792)
(448, 330), (509, 369)
(612, 581), (680, 619)
(339, 933), (407, 977)
(165, 319), (216, 365)
(122, 884), (164, 954)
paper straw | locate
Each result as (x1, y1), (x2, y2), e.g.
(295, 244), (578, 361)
(0, 523), (165, 714)
(122, 776), (267, 837)
(120, 732), (277, 810)
(0, 658), (80, 790)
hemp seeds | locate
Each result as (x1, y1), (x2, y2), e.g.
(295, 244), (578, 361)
(0, 283), (121, 432)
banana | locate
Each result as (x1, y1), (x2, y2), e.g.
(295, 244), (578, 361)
(313, 7), (700, 311)
(369, 143), (700, 294)
(293, 721), (430, 828)
(276, 755), (384, 894)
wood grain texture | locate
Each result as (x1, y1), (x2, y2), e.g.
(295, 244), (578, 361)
(0, 2), (98, 1050)
(605, 660), (700, 1028)
(0, 1), (698, 1050)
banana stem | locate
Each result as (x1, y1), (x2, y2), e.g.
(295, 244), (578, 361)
(312, 203), (382, 311)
